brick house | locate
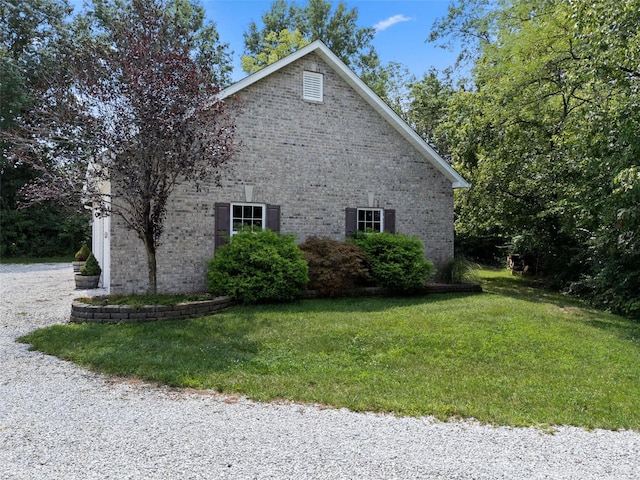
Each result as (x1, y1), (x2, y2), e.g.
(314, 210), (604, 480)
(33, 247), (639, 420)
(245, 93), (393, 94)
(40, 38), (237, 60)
(93, 40), (468, 294)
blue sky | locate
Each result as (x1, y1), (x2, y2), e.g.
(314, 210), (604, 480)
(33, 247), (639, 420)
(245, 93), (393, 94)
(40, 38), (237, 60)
(68, 0), (458, 83)
(205, 0), (457, 82)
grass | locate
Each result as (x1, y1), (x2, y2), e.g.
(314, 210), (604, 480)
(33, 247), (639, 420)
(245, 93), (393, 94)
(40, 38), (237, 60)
(19, 269), (640, 430)
(0, 256), (73, 264)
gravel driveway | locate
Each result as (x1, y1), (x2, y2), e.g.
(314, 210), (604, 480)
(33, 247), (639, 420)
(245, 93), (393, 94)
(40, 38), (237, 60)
(1, 263), (639, 479)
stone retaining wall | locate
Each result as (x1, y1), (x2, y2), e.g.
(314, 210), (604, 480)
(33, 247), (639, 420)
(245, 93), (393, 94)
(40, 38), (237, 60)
(70, 297), (233, 324)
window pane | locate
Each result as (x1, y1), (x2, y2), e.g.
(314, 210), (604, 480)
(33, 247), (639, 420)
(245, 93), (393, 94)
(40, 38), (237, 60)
(356, 208), (383, 233)
(231, 203), (264, 234)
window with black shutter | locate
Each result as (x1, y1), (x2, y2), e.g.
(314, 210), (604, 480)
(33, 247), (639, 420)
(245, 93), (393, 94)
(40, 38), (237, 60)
(215, 202), (281, 251)
(231, 203), (264, 234)
(345, 207), (396, 237)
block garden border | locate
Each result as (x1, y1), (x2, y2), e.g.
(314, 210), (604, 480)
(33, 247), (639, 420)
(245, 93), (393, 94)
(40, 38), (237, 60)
(70, 297), (233, 324)
(70, 283), (482, 324)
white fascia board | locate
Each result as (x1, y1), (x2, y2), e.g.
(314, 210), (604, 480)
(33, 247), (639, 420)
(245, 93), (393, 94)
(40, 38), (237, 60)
(220, 40), (470, 189)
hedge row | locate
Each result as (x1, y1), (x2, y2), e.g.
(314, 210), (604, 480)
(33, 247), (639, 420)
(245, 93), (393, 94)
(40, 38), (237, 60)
(208, 231), (435, 304)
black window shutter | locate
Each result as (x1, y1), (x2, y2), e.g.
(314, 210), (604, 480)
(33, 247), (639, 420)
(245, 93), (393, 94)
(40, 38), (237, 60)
(266, 204), (280, 232)
(384, 209), (396, 233)
(345, 207), (357, 238)
(214, 202), (230, 249)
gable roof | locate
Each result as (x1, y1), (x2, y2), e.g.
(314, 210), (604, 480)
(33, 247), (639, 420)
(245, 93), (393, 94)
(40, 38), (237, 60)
(220, 40), (469, 189)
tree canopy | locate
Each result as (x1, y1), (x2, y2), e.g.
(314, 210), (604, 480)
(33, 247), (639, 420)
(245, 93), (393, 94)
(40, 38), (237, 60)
(0, 0), (91, 257)
(428, 0), (640, 317)
(243, 0), (375, 70)
(241, 0), (406, 103)
(241, 27), (309, 74)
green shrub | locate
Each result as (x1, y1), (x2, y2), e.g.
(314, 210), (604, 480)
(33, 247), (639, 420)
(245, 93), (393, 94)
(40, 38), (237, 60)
(80, 252), (101, 276)
(208, 230), (309, 304)
(299, 236), (369, 295)
(438, 256), (479, 284)
(351, 232), (435, 292)
(75, 244), (91, 261)
(567, 236), (640, 319)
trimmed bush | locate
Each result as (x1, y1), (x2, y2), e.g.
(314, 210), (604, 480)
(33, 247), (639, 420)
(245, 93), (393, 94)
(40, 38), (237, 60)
(299, 236), (369, 295)
(208, 230), (309, 304)
(80, 252), (101, 276)
(74, 244), (91, 261)
(351, 232), (435, 292)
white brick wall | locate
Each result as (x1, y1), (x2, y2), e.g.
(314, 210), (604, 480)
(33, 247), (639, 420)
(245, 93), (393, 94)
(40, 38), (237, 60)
(110, 52), (455, 294)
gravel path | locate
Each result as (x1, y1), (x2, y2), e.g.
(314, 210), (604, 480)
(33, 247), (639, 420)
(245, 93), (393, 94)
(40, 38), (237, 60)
(1, 263), (639, 479)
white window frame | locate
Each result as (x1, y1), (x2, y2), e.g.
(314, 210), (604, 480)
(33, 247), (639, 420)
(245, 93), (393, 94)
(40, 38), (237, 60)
(303, 71), (323, 102)
(357, 208), (384, 233)
(230, 202), (266, 236)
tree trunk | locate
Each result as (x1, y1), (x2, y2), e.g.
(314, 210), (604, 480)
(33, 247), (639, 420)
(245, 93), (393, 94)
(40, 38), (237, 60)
(144, 240), (158, 294)
(141, 198), (158, 294)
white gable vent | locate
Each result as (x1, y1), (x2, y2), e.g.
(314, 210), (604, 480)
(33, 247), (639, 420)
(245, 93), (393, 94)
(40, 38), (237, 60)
(303, 71), (323, 102)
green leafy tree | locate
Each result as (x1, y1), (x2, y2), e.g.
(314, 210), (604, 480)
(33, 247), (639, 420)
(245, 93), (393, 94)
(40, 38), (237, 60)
(241, 28), (309, 74)
(433, 0), (590, 264)
(563, 0), (640, 315)
(405, 70), (455, 159)
(241, 0), (406, 102)
(1, 0), (72, 130)
(430, 0), (640, 316)
(243, 0), (375, 69)
(361, 60), (416, 118)
(0, 0), (90, 258)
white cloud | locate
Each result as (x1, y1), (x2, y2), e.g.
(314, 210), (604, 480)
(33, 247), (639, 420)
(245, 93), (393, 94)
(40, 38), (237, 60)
(373, 14), (413, 33)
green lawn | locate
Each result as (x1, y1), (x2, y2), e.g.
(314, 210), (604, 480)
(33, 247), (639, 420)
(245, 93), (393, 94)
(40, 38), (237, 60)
(0, 256), (73, 264)
(19, 269), (640, 430)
